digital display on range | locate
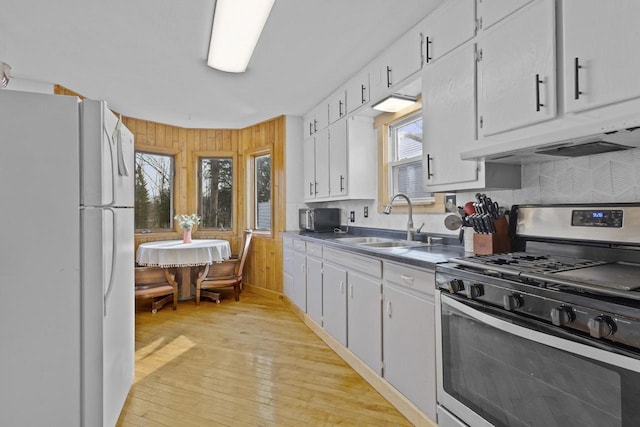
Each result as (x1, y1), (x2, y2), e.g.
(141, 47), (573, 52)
(571, 209), (623, 227)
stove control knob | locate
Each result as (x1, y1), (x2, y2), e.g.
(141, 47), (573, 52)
(503, 294), (523, 311)
(467, 284), (484, 299)
(449, 279), (464, 294)
(588, 316), (615, 339)
(550, 306), (575, 326)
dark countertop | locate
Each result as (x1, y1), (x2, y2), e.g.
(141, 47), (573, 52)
(282, 227), (467, 270)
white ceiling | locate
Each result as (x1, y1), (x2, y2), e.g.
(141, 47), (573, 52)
(0, 0), (442, 129)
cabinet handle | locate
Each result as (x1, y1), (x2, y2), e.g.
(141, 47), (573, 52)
(340, 175), (345, 192)
(340, 281), (344, 294)
(420, 32), (425, 65)
(313, 118), (318, 133)
(338, 100), (344, 117)
(574, 57), (583, 100)
(386, 301), (392, 318)
(535, 74), (544, 112)
(361, 84), (366, 104)
(386, 66), (392, 88)
(426, 154), (434, 179)
(426, 36), (432, 63)
(314, 181), (318, 195)
(309, 182), (313, 196)
(349, 284), (353, 298)
(400, 274), (415, 283)
(309, 122), (313, 135)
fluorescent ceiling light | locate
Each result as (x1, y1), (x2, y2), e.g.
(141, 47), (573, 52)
(371, 94), (417, 113)
(207, 0), (275, 73)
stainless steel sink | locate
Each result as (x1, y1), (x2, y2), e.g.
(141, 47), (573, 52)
(333, 236), (394, 244)
(359, 240), (428, 249)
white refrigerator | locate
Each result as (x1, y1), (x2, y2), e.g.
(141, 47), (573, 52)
(0, 90), (135, 426)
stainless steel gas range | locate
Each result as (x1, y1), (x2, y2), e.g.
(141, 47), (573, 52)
(435, 204), (640, 427)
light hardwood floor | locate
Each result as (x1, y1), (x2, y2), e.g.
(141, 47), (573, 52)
(118, 291), (412, 426)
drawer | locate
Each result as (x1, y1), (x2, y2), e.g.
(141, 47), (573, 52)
(282, 236), (293, 248)
(383, 261), (435, 296)
(324, 247), (382, 278)
(306, 242), (323, 257)
(293, 239), (306, 252)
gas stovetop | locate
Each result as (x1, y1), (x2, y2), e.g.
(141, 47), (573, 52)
(453, 252), (608, 275)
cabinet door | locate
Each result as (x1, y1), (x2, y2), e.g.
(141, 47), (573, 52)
(314, 128), (330, 199)
(293, 251), (306, 311)
(283, 246), (294, 301)
(328, 90), (347, 124)
(346, 70), (370, 113)
(477, 0), (534, 30)
(478, 0), (556, 137)
(306, 256), (323, 325)
(423, 0), (476, 65)
(303, 137), (316, 201)
(347, 271), (382, 375)
(303, 111), (315, 137)
(423, 43), (478, 187)
(313, 103), (329, 133)
(383, 284), (436, 419)
(322, 262), (347, 347)
(385, 25), (424, 89)
(283, 272), (294, 303)
(563, 0), (640, 113)
(329, 119), (348, 198)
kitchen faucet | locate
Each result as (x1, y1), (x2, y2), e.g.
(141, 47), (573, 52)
(383, 192), (415, 241)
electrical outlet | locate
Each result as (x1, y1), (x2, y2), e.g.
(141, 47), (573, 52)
(349, 211), (355, 222)
(445, 194), (457, 212)
(364, 206), (369, 218)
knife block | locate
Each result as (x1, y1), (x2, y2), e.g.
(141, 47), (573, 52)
(473, 215), (511, 255)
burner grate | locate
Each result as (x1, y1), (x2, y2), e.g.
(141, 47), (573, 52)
(456, 252), (607, 275)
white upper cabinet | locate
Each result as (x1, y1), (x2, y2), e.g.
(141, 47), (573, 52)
(328, 118), (348, 198)
(345, 69), (370, 114)
(421, 0), (476, 65)
(304, 102), (329, 137)
(477, 0), (534, 30)
(477, 0), (556, 137)
(423, 43), (479, 189)
(303, 137), (316, 200)
(563, 0), (640, 114)
(327, 89), (347, 124)
(303, 128), (330, 201)
(370, 24), (424, 104)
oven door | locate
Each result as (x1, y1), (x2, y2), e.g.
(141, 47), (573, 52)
(436, 291), (640, 427)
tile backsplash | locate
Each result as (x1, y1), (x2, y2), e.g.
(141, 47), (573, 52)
(314, 148), (640, 236)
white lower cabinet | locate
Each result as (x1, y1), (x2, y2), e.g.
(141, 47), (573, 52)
(283, 240), (294, 302)
(322, 260), (348, 347)
(292, 241), (307, 312)
(383, 261), (436, 420)
(348, 270), (383, 375)
(306, 243), (323, 325)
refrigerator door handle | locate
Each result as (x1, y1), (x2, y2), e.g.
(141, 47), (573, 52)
(114, 117), (129, 177)
(99, 123), (117, 207)
(104, 207), (118, 316)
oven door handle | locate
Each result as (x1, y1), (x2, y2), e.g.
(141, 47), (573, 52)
(442, 294), (640, 373)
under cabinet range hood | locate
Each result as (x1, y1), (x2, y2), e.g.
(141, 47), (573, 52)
(461, 104), (640, 164)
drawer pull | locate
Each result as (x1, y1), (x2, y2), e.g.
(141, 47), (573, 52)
(400, 274), (415, 283)
(386, 301), (392, 318)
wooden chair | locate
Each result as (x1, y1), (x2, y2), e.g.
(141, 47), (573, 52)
(134, 266), (178, 313)
(196, 230), (253, 305)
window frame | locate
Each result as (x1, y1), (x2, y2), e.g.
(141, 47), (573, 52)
(246, 148), (273, 236)
(134, 149), (176, 232)
(375, 98), (445, 214)
(197, 153), (236, 231)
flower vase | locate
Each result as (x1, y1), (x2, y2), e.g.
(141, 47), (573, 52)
(182, 227), (192, 243)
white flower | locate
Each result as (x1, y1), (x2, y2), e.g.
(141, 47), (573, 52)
(174, 213), (201, 229)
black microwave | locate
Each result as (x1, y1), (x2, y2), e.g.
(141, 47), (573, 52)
(299, 208), (341, 232)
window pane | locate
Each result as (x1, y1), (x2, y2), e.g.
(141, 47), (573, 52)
(393, 160), (431, 199)
(395, 119), (423, 160)
(134, 152), (173, 230)
(255, 154), (271, 231)
(199, 158), (233, 229)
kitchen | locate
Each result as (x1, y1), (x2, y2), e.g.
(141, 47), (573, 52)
(2, 0), (640, 426)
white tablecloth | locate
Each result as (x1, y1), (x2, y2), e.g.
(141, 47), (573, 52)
(136, 239), (231, 267)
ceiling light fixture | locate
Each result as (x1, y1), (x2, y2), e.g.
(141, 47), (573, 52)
(371, 94), (417, 113)
(207, 0), (275, 73)
(1, 62), (11, 88)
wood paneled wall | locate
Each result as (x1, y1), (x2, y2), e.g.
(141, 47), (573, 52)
(55, 83), (286, 295)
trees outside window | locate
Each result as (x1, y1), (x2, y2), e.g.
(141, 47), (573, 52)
(254, 154), (271, 231)
(134, 152), (174, 230)
(199, 157), (233, 229)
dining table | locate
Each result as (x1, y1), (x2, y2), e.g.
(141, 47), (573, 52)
(136, 239), (231, 300)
